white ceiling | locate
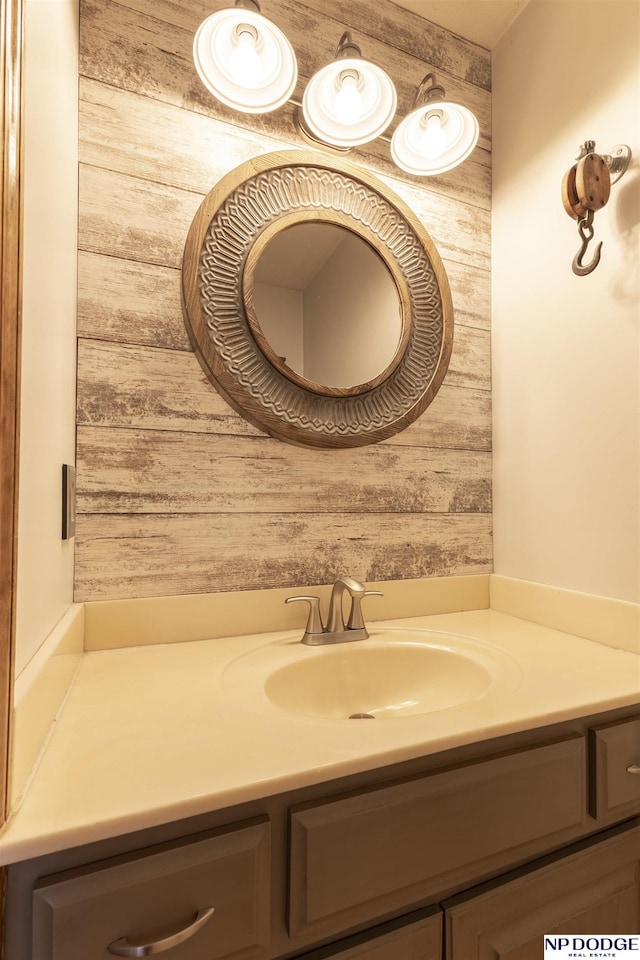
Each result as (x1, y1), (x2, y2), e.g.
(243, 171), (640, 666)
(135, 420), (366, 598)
(390, 0), (531, 49)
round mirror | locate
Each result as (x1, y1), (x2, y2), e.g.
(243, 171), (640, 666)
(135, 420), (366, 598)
(182, 151), (453, 448)
(246, 222), (404, 395)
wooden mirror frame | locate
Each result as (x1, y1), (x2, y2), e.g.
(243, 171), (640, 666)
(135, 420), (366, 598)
(182, 151), (453, 449)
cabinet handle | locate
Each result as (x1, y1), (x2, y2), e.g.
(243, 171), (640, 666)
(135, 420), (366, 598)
(107, 907), (215, 957)
(627, 764), (640, 775)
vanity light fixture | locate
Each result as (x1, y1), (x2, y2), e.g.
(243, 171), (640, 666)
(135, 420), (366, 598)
(193, 0), (297, 114)
(300, 32), (397, 149)
(193, 7), (480, 175)
(391, 73), (480, 176)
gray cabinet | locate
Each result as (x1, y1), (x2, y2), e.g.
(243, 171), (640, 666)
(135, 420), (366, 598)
(31, 818), (270, 960)
(444, 822), (640, 959)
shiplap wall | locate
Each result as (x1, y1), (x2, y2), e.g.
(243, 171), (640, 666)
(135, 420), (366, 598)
(75, 0), (492, 602)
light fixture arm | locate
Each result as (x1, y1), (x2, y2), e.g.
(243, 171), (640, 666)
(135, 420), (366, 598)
(234, 0), (261, 12)
(413, 72), (446, 108)
(335, 31), (362, 60)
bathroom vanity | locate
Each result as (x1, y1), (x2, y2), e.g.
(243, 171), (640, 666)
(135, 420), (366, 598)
(5, 708), (640, 959)
(2, 608), (639, 958)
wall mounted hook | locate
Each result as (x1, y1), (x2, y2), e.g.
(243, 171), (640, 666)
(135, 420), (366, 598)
(572, 210), (602, 277)
(562, 140), (632, 276)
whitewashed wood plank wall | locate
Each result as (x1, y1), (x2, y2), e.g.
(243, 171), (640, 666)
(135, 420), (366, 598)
(75, 0), (493, 601)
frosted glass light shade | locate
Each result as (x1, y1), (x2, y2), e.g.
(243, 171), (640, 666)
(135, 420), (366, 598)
(302, 58), (397, 148)
(391, 101), (479, 176)
(194, 7), (297, 114)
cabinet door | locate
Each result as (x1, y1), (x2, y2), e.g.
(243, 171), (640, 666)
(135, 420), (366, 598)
(300, 909), (442, 960)
(444, 822), (640, 960)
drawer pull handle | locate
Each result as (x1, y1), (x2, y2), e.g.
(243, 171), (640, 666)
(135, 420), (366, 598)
(627, 764), (640, 775)
(107, 907), (215, 957)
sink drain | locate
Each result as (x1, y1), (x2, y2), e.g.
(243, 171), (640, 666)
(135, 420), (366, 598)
(348, 712), (375, 720)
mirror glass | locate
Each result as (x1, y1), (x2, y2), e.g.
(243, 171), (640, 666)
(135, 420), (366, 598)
(250, 223), (403, 390)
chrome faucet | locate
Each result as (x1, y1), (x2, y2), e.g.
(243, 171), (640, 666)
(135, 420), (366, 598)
(286, 577), (383, 645)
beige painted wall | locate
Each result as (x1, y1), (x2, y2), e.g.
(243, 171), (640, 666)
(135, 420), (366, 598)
(492, 0), (640, 602)
(16, 0), (79, 676)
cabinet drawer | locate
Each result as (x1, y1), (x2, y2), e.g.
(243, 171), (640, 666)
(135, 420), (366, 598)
(32, 818), (270, 960)
(589, 716), (640, 819)
(289, 737), (587, 939)
(301, 908), (442, 959)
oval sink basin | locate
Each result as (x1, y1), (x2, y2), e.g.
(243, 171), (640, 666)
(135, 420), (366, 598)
(264, 641), (494, 720)
(222, 627), (523, 721)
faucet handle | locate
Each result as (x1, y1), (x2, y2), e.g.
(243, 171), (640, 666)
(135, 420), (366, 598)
(285, 595), (324, 637)
(347, 589), (383, 630)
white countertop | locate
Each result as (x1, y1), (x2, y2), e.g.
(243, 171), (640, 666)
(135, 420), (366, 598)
(1, 609), (638, 865)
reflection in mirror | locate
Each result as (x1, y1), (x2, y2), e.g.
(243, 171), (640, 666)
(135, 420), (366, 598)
(251, 223), (403, 390)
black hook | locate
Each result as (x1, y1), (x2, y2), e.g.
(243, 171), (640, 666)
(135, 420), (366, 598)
(572, 210), (602, 276)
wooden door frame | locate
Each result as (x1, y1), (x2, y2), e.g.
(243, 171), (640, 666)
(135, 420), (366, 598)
(0, 0), (24, 825)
